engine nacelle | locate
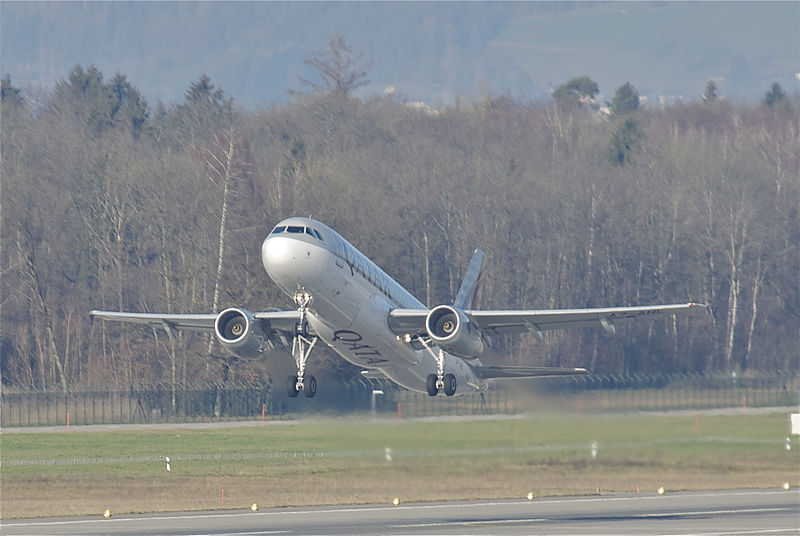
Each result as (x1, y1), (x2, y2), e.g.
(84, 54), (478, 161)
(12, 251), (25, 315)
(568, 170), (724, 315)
(214, 308), (274, 361)
(425, 305), (485, 359)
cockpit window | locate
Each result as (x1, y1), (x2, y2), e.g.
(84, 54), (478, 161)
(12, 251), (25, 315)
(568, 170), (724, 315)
(276, 224), (324, 241)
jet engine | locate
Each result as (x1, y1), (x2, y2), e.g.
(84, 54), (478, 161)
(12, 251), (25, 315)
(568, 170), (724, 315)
(425, 305), (485, 359)
(214, 308), (274, 361)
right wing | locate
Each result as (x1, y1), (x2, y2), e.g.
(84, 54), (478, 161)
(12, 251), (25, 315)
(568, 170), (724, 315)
(388, 302), (709, 339)
(465, 302), (710, 337)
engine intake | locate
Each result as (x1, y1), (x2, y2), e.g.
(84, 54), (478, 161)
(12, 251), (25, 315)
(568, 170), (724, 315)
(425, 305), (484, 359)
(214, 308), (273, 361)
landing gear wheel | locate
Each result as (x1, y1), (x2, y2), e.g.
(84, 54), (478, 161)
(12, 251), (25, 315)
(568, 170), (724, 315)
(286, 375), (300, 398)
(443, 373), (457, 396)
(303, 375), (317, 398)
(426, 374), (439, 396)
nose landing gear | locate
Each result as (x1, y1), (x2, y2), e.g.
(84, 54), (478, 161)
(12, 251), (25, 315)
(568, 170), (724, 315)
(286, 290), (319, 398)
(287, 373), (316, 398)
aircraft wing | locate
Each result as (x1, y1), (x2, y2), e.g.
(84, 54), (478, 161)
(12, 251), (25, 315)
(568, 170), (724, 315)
(89, 311), (217, 331)
(472, 366), (589, 379)
(89, 310), (303, 334)
(466, 302), (709, 337)
(388, 302), (709, 338)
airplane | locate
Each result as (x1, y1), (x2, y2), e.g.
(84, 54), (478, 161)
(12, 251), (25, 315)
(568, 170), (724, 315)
(90, 216), (708, 398)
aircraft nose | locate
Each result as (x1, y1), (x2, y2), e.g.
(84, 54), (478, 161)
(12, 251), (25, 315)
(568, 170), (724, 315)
(262, 231), (328, 292)
(261, 235), (293, 284)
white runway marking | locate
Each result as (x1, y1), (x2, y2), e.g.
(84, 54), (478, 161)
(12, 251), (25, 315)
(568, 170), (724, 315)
(4, 490), (793, 528)
(3, 489), (797, 536)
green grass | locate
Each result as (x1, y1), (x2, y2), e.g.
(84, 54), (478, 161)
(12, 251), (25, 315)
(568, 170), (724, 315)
(2, 413), (798, 518)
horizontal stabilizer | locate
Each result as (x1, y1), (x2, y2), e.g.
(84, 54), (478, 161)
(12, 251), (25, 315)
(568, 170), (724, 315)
(361, 369), (389, 380)
(473, 366), (589, 380)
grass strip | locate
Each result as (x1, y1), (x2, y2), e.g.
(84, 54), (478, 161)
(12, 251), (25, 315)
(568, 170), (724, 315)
(2, 412), (797, 518)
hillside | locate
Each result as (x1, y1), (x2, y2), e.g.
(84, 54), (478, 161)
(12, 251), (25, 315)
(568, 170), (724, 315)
(2, 1), (797, 107)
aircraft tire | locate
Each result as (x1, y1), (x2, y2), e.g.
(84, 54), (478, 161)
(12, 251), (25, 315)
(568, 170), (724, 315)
(443, 373), (457, 396)
(304, 375), (317, 398)
(426, 374), (439, 396)
(287, 375), (300, 398)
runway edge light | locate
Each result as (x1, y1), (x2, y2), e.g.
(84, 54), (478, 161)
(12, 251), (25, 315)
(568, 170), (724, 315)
(783, 482), (790, 490)
(527, 491), (535, 501)
(657, 487), (665, 495)
(103, 509), (112, 519)
(251, 503), (259, 512)
(392, 497), (400, 506)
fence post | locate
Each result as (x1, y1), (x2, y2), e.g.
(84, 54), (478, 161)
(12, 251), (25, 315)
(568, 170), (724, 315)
(45, 388), (51, 426)
(129, 384), (135, 424)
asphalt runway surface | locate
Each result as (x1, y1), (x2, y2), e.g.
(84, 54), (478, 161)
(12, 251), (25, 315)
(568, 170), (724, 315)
(3, 489), (798, 536)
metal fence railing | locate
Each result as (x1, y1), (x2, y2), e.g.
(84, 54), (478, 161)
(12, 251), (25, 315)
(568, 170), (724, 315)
(538, 371), (800, 412)
(1, 372), (798, 427)
(1, 381), (275, 427)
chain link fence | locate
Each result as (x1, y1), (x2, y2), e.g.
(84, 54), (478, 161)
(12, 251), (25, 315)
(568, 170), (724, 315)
(1, 371), (798, 427)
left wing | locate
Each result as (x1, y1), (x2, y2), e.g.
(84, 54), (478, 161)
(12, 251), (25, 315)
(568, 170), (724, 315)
(89, 311), (218, 331)
(388, 302), (709, 339)
(89, 309), (304, 361)
(89, 310), (303, 333)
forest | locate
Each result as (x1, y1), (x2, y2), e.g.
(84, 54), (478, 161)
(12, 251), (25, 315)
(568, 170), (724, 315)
(1, 52), (798, 389)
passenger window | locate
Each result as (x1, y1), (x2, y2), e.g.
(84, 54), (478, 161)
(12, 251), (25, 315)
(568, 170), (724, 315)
(287, 226), (304, 233)
(271, 226), (286, 234)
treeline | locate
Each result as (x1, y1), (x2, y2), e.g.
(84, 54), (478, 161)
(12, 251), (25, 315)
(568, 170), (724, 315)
(2, 63), (798, 389)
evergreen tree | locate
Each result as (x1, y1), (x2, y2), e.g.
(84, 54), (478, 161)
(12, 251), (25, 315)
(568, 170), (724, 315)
(107, 73), (149, 137)
(763, 82), (786, 108)
(702, 80), (719, 102)
(54, 64), (112, 133)
(607, 117), (641, 166)
(1, 74), (24, 107)
(609, 82), (640, 115)
(170, 75), (234, 147)
(48, 65), (149, 136)
(553, 75), (600, 110)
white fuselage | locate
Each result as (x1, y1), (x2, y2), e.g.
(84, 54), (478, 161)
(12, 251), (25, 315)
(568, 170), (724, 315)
(261, 217), (485, 395)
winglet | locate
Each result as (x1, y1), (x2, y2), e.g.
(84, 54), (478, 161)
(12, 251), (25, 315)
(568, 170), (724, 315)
(454, 249), (486, 310)
(698, 302), (715, 322)
(687, 302), (714, 322)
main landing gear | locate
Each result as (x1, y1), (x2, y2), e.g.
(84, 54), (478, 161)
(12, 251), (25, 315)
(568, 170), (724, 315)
(286, 290), (319, 398)
(418, 339), (457, 397)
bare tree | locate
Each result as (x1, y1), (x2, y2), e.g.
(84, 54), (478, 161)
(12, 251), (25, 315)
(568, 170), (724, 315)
(297, 34), (371, 97)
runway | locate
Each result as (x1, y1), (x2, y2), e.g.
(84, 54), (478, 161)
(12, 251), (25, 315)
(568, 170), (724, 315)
(3, 489), (798, 535)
